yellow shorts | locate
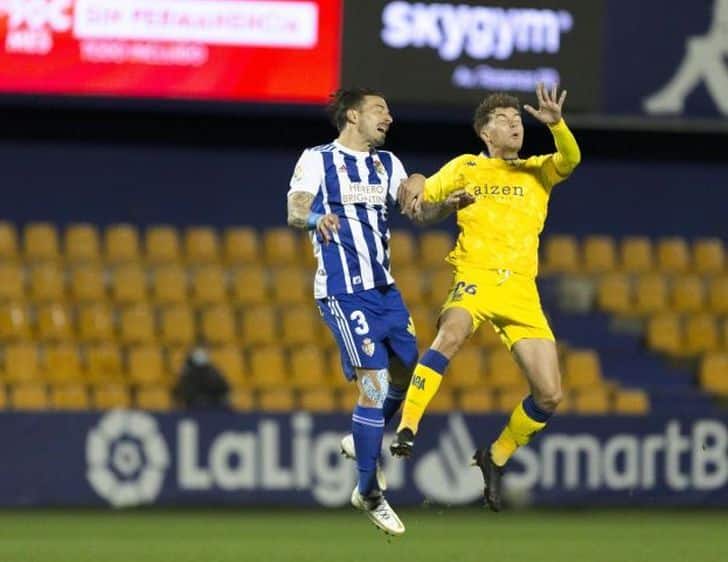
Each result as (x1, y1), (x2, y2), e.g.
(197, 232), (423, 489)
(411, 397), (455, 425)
(440, 267), (554, 349)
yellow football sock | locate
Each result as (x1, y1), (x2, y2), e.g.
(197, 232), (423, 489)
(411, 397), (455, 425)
(490, 399), (548, 467)
(397, 349), (449, 434)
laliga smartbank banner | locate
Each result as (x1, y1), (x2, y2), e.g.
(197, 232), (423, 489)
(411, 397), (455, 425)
(341, 0), (603, 113)
(0, 0), (341, 102)
(0, 412), (726, 508)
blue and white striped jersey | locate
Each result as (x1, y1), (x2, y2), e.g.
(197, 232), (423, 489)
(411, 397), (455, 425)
(288, 140), (408, 299)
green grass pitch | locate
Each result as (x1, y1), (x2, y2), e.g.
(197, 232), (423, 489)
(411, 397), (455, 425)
(0, 508), (724, 562)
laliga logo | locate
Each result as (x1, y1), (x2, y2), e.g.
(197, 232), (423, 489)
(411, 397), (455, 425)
(86, 410), (170, 508)
(0, 0), (73, 54)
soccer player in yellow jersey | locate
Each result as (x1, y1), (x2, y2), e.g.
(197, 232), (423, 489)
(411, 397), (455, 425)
(390, 84), (581, 511)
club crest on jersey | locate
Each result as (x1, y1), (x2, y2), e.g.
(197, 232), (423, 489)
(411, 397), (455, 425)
(362, 338), (376, 357)
(373, 159), (386, 176)
(293, 164), (304, 182)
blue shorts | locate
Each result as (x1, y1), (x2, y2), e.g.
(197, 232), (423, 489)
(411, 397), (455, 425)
(317, 285), (419, 381)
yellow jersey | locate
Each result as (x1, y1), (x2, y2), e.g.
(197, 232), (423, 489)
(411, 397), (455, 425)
(423, 119), (581, 277)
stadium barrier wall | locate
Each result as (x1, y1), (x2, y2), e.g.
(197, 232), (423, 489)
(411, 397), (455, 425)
(2, 411), (726, 508)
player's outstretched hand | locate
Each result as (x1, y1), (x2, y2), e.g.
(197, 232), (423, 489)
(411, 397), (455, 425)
(316, 213), (340, 244)
(445, 189), (475, 211)
(524, 83), (566, 125)
(398, 174), (426, 217)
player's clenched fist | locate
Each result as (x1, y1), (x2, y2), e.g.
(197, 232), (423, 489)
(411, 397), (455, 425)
(316, 213), (340, 244)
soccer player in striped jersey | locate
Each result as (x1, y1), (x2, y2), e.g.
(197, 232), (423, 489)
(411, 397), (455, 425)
(391, 84), (581, 512)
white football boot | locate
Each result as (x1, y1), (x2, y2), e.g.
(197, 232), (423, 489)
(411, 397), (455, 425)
(340, 434), (387, 491)
(350, 487), (405, 536)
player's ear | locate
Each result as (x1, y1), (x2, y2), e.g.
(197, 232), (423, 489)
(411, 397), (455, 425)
(479, 126), (490, 145)
(346, 108), (359, 127)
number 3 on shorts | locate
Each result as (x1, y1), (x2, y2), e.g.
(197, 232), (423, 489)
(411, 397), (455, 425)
(350, 310), (370, 335)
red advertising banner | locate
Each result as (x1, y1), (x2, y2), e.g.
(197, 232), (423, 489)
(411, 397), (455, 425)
(0, 0), (341, 103)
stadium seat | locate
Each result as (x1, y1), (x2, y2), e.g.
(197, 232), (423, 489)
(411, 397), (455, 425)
(91, 384), (131, 410)
(289, 346), (327, 389)
(683, 313), (719, 355)
(112, 264), (148, 303)
(671, 274), (705, 312)
(229, 389), (255, 411)
(699, 353), (728, 396)
(119, 304), (156, 344)
(419, 231), (453, 269)
(0, 221), (19, 261)
(269, 266), (309, 304)
(495, 387), (528, 413)
(36, 302), (73, 341)
(299, 234), (317, 268)
(240, 305), (278, 346)
(0, 385), (8, 409)
(222, 227), (259, 265)
(563, 350), (603, 389)
(429, 268), (454, 305)
(65, 224), (101, 263)
(582, 235), (617, 274)
(408, 305), (436, 348)
(69, 264), (106, 302)
(0, 263), (24, 301)
(656, 237), (690, 273)
(258, 388), (295, 411)
(393, 266), (425, 305)
(159, 304), (196, 346)
(200, 305), (237, 345)
(448, 346), (484, 389)
(708, 276), (728, 314)
(722, 318), (728, 350)
(184, 227), (220, 264)
(231, 265), (268, 305)
(152, 264), (188, 304)
(85, 343), (124, 386)
(192, 265), (227, 304)
(693, 238), (724, 275)
(4, 342), (40, 383)
(476, 321), (504, 348)
(209, 345), (248, 387)
(542, 235), (579, 274)
(136, 387), (172, 411)
(249, 345), (289, 389)
(597, 273), (631, 314)
(145, 225), (181, 264)
(388, 229), (417, 266)
(44, 344), (83, 385)
(11, 383), (48, 410)
(426, 387), (455, 412)
(29, 263), (65, 302)
(621, 236), (654, 273)
(487, 348), (523, 390)
(0, 302), (30, 340)
(128, 345), (166, 387)
(105, 224), (141, 264)
(634, 273), (668, 314)
(300, 388), (337, 412)
(281, 304), (320, 346)
(326, 350), (349, 389)
(613, 388), (650, 415)
(78, 303), (115, 343)
(24, 222), (60, 262)
(50, 384), (89, 410)
(263, 228), (299, 265)
(460, 389), (495, 413)
(573, 388), (611, 414)
(646, 313), (682, 355)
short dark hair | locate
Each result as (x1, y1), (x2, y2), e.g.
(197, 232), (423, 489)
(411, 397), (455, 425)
(473, 93), (521, 136)
(327, 88), (384, 132)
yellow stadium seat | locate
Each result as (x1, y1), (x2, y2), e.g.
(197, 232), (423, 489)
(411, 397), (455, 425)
(24, 222), (60, 262)
(36, 302), (73, 341)
(693, 238), (724, 275)
(270, 266), (309, 304)
(460, 390), (495, 413)
(223, 227), (259, 265)
(192, 265), (227, 304)
(597, 273), (631, 314)
(91, 384), (131, 409)
(542, 235), (579, 274)
(119, 304), (156, 344)
(684, 313), (719, 355)
(231, 266), (268, 305)
(209, 345), (248, 387)
(151, 264), (187, 304)
(145, 225), (181, 264)
(646, 313), (682, 355)
(184, 227), (220, 264)
(477, 321), (503, 348)
(573, 388), (611, 414)
(326, 350), (349, 389)
(65, 224), (101, 263)
(240, 305), (278, 347)
(583, 235), (617, 274)
(165, 346), (187, 380)
(699, 353), (728, 396)
(448, 347), (485, 389)
(299, 233), (317, 268)
(281, 304), (320, 346)
(563, 350), (603, 389)
(85, 343), (124, 386)
(136, 387), (172, 411)
(487, 348), (523, 390)
(671, 275), (705, 313)
(50, 384), (89, 410)
(634, 274), (668, 314)
(201, 305), (237, 345)
(0, 302), (30, 340)
(409, 305), (436, 348)
(0, 263), (24, 301)
(613, 388), (650, 415)
(395, 266), (426, 305)
(722, 318), (728, 350)
(263, 228), (299, 265)
(657, 237), (690, 273)
(44, 344), (83, 385)
(159, 304), (196, 346)
(289, 346), (327, 389)
(128, 346), (166, 387)
(708, 276), (728, 314)
(419, 231), (453, 269)
(249, 345), (289, 389)
(495, 387), (527, 413)
(112, 264), (148, 303)
(429, 268), (454, 305)
(70, 264), (106, 302)
(11, 383), (48, 410)
(259, 388), (295, 411)
(105, 224), (140, 264)
(389, 229), (417, 266)
(78, 303), (115, 343)
(427, 387), (455, 412)
(0, 385), (7, 409)
(621, 237), (654, 273)
(0, 221), (19, 261)
(29, 263), (65, 302)
(229, 389), (254, 411)
(4, 342), (40, 383)
(300, 388), (337, 412)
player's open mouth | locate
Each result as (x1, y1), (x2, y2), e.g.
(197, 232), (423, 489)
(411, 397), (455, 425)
(377, 125), (388, 133)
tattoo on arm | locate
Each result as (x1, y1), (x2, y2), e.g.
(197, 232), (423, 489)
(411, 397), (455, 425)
(415, 201), (455, 225)
(287, 191), (315, 229)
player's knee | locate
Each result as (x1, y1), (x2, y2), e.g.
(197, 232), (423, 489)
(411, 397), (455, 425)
(432, 324), (468, 356)
(357, 369), (389, 408)
(535, 386), (563, 412)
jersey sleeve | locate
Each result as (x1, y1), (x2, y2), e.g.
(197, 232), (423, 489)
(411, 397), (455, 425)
(387, 153), (409, 204)
(287, 149), (323, 196)
(423, 155), (470, 203)
(539, 120), (581, 188)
